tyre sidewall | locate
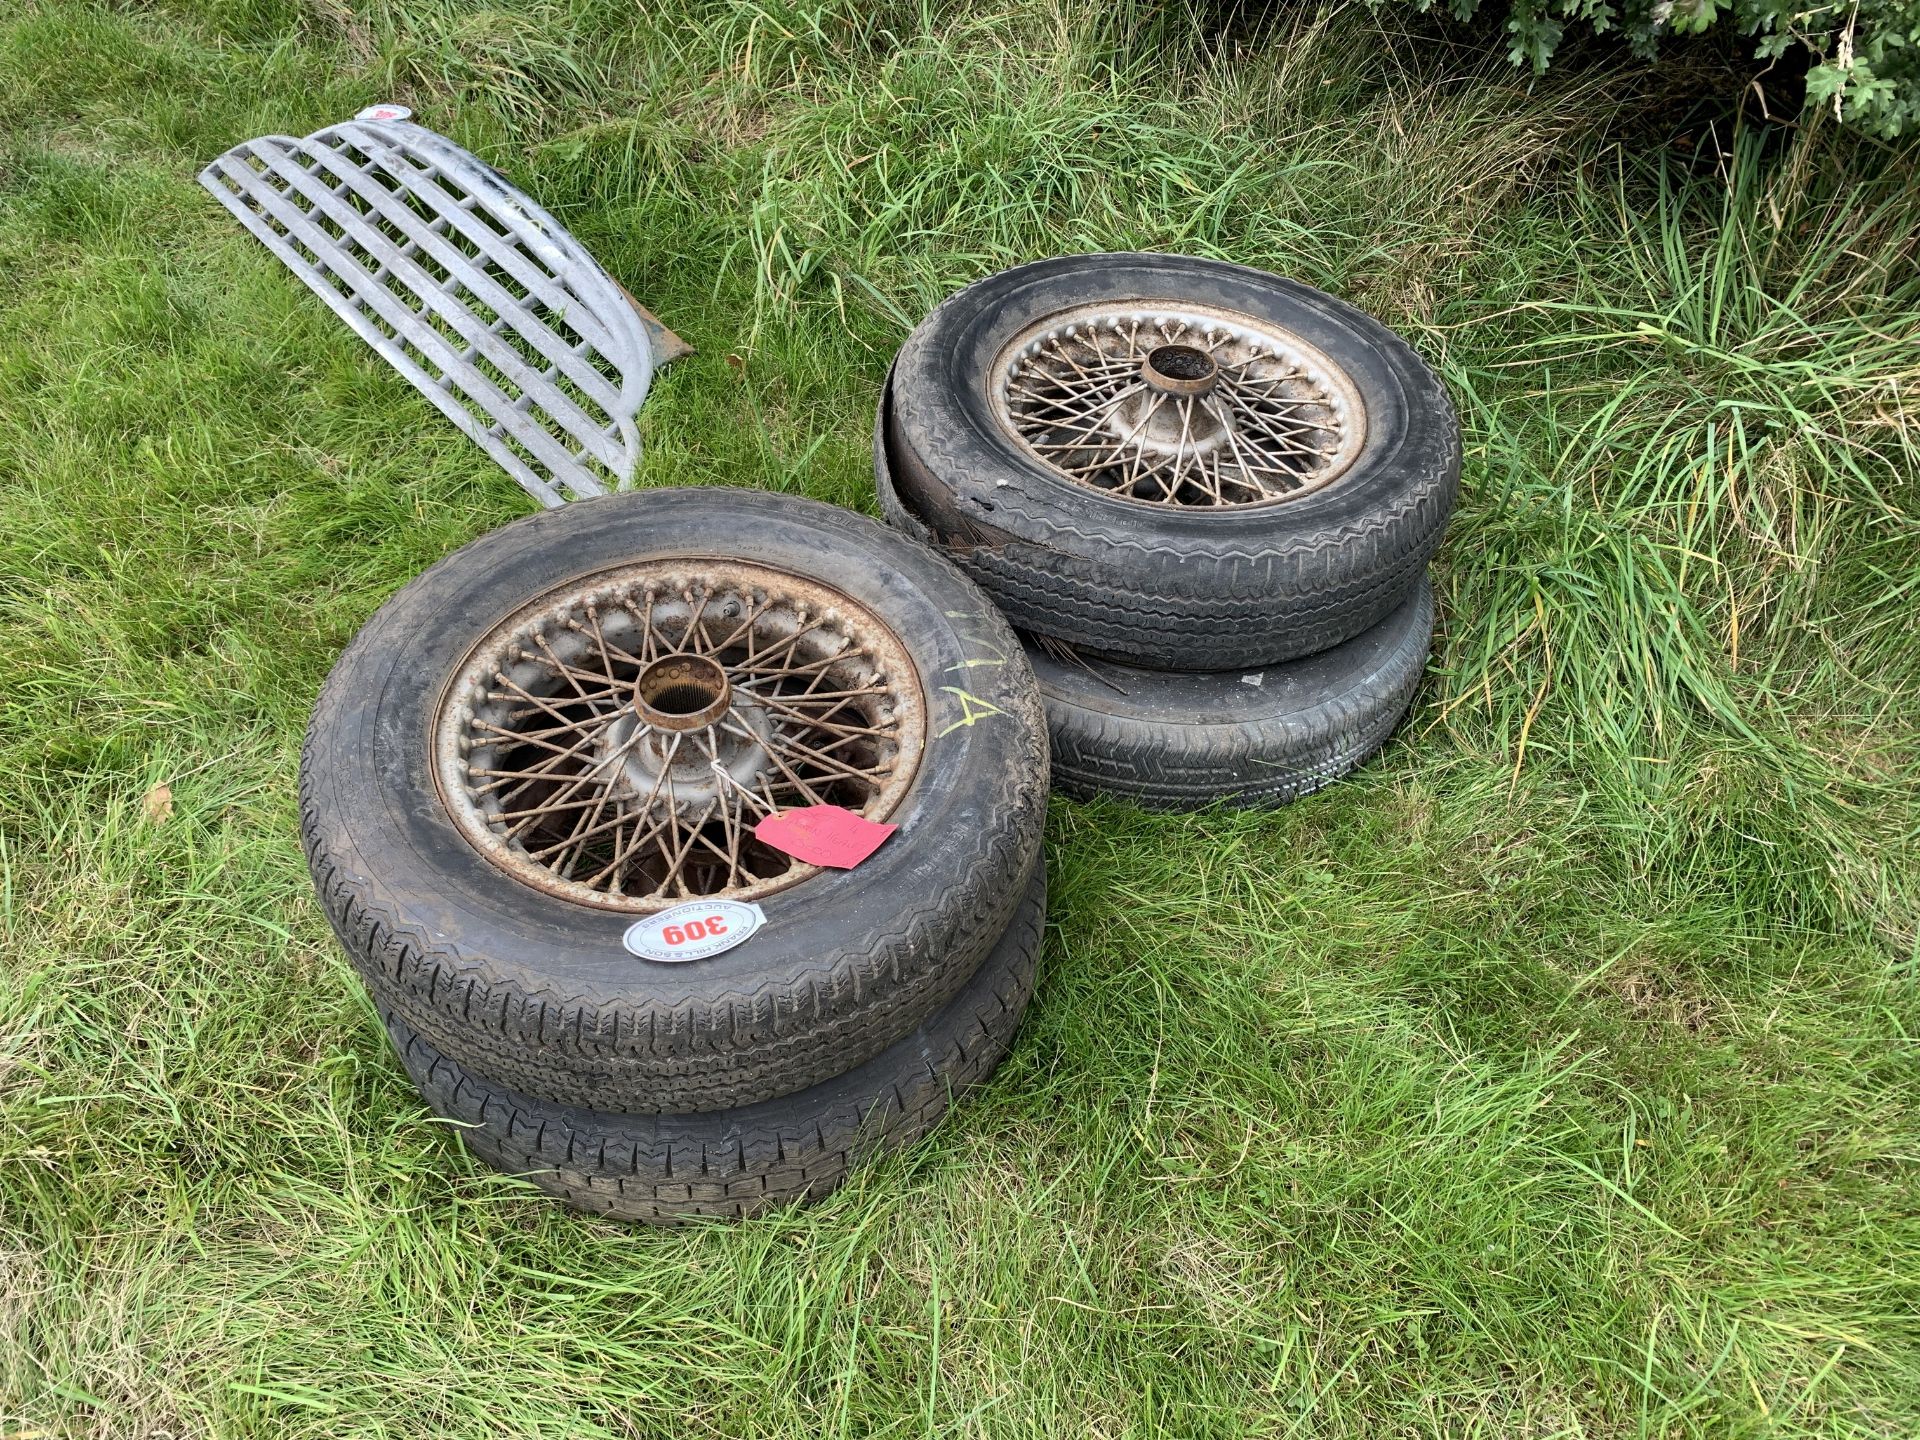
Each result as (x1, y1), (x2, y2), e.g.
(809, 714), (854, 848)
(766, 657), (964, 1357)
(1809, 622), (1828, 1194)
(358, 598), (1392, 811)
(1032, 579), (1435, 723)
(1032, 580), (1435, 808)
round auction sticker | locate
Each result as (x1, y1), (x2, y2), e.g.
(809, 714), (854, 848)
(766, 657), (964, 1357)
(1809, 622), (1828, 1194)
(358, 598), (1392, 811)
(622, 900), (766, 963)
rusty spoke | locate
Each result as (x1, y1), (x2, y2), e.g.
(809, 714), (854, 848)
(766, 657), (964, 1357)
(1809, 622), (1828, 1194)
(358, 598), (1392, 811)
(991, 302), (1364, 509)
(436, 559), (922, 912)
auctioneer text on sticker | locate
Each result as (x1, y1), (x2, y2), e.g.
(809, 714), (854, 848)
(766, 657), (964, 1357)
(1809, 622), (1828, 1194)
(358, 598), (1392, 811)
(623, 900), (766, 962)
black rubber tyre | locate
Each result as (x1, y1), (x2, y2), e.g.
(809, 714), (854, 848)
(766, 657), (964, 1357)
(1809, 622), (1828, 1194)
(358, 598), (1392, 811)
(385, 867), (1046, 1223)
(1029, 580), (1434, 810)
(886, 253), (1459, 670)
(880, 416), (1431, 810)
(301, 489), (1048, 1114)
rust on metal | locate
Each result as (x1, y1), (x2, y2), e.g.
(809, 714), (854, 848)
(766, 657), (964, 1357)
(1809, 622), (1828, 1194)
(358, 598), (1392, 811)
(990, 302), (1367, 509)
(1141, 343), (1220, 396)
(634, 653), (733, 731)
(432, 560), (925, 912)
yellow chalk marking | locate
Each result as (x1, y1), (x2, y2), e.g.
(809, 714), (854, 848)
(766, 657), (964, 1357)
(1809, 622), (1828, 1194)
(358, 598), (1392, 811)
(936, 686), (1006, 736)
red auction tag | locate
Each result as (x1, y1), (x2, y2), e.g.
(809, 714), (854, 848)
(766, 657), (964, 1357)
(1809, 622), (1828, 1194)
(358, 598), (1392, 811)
(754, 805), (897, 869)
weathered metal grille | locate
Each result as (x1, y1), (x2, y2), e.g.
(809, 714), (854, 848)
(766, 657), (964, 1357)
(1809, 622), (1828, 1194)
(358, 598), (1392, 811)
(200, 112), (656, 507)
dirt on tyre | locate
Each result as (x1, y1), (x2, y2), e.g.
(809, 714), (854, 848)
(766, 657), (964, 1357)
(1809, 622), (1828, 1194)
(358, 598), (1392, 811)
(300, 489), (1048, 1114)
(885, 253), (1459, 670)
(385, 865), (1046, 1223)
(1030, 579), (1434, 810)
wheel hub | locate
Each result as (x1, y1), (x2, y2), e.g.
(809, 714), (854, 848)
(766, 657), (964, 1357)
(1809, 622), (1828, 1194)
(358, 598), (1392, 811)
(1141, 342), (1221, 396)
(597, 679), (777, 811)
(1107, 379), (1235, 461)
(991, 303), (1366, 508)
(632, 652), (734, 731)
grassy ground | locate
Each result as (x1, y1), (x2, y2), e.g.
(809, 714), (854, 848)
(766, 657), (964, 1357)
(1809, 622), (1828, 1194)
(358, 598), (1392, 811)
(3, 0), (1918, 1434)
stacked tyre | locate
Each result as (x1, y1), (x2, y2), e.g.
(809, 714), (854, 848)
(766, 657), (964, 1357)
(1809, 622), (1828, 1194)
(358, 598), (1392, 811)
(300, 490), (1050, 1222)
(876, 254), (1458, 809)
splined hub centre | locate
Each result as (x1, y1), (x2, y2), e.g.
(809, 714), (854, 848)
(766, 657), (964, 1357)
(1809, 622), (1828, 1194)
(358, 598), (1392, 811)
(597, 683), (777, 812)
(1142, 342), (1220, 395)
(633, 652), (733, 730)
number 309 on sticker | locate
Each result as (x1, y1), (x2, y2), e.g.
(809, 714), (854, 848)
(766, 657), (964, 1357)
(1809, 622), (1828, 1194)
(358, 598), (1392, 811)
(623, 900), (766, 962)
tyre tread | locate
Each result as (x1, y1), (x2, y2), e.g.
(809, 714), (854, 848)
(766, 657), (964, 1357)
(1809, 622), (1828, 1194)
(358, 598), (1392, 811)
(386, 875), (1047, 1223)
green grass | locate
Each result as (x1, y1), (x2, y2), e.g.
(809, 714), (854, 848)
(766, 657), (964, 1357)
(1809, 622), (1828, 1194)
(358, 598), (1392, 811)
(3, 0), (1918, 1434)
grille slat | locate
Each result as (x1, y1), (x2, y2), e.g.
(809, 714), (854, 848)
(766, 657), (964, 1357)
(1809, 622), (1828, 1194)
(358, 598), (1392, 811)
(200, 112), (662, 507)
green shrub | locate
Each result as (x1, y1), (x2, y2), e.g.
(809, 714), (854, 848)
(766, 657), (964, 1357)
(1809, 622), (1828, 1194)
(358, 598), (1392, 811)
(1385, 0), (1920, 138)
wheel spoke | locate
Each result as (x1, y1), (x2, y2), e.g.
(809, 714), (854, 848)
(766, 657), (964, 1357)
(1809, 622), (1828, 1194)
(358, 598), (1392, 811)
(436, 561), (923, 911)
(992, 303), (1362, 508)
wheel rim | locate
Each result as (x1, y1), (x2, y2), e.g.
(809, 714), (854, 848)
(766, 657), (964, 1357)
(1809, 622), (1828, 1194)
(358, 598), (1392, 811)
(988, 300), (1367, 508)
(432, 560), (925, 912)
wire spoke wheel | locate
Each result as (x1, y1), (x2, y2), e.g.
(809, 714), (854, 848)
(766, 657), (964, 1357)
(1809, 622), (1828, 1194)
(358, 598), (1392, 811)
(989, 302), (1367, 508)
(432, 560), (924, 911)
(307, 489), (1046, 1113)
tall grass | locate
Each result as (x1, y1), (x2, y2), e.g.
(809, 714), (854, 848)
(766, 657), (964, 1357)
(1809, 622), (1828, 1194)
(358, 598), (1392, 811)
(1433, 126), (1920, 947)
(2, 0), (1917, 1434)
